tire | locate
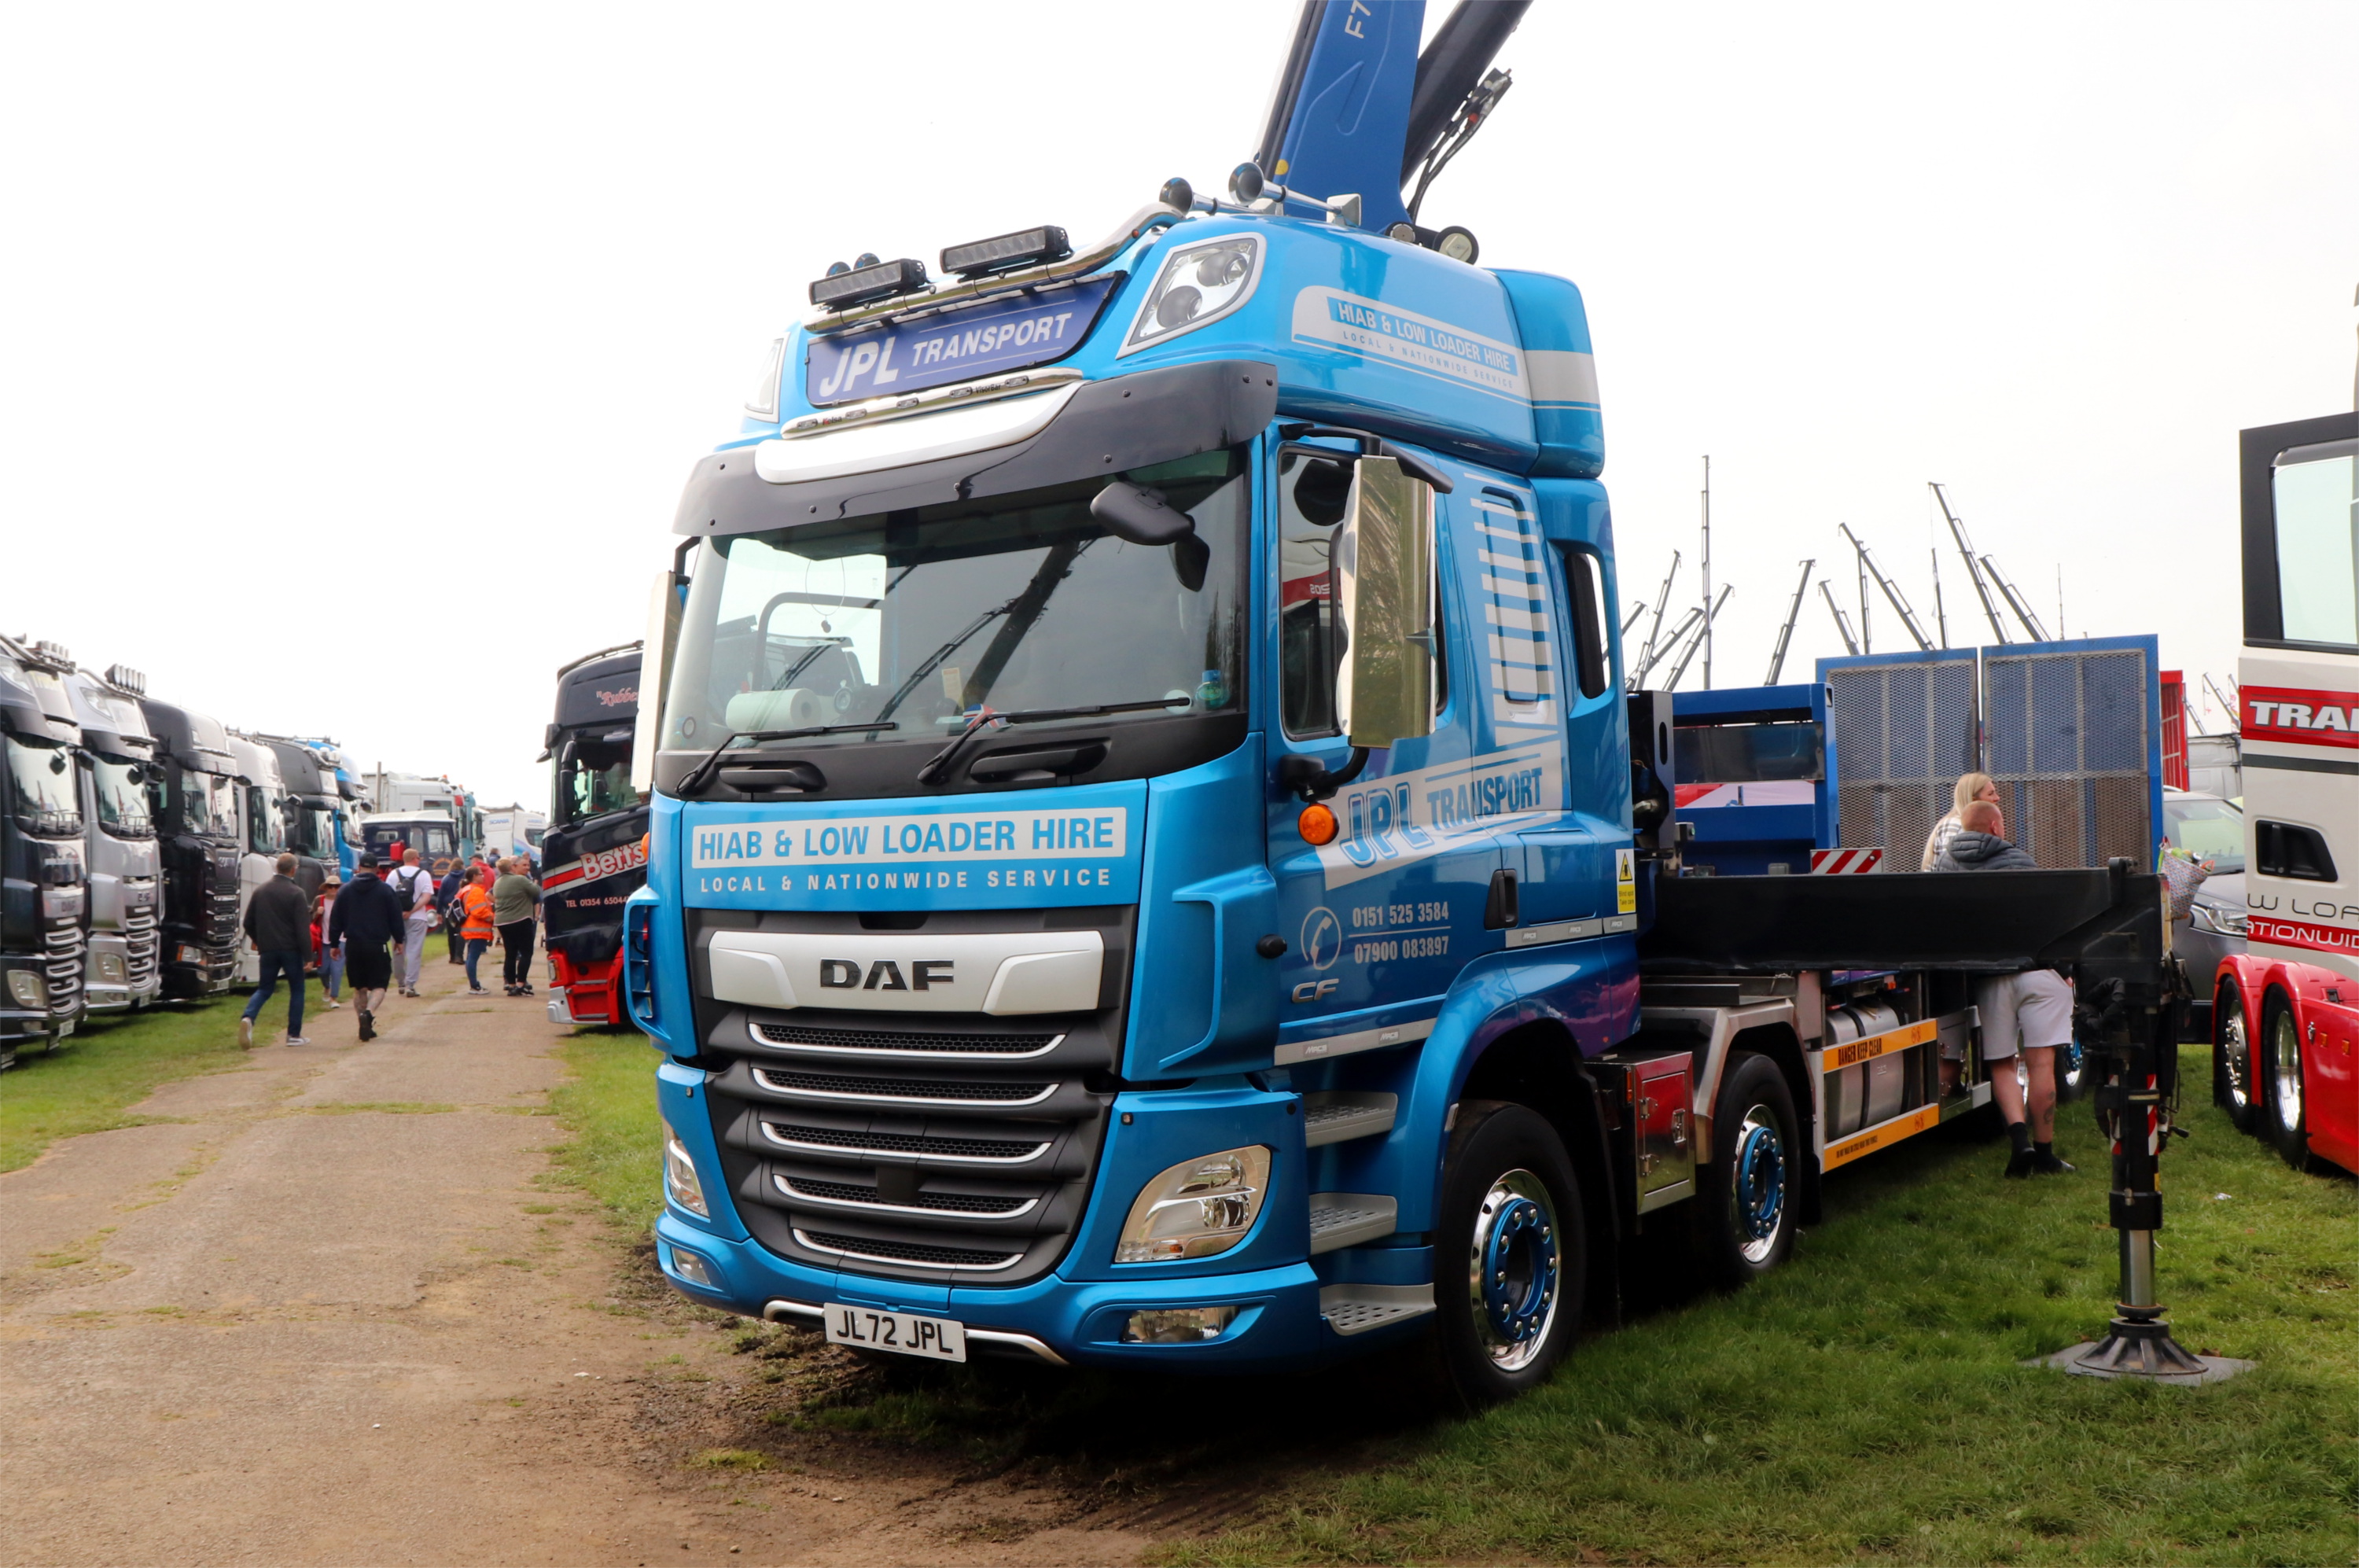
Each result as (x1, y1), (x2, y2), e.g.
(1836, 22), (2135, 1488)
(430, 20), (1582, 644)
(1695, 1051), (1800, 1287)
(1430, 1101), (1584, 1407)
(2260, 993), (2313, 1169)
(2213, 982), (2257, 1134)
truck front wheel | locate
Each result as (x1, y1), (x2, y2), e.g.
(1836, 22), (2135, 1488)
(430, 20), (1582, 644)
(1695, 1051), (1799, 1287)
(1431, 1101), (1585, 1405)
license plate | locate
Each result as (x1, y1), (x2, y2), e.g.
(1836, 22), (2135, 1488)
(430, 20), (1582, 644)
(823, 1302), (966, 1363)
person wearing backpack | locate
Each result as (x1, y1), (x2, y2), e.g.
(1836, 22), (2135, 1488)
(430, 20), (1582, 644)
(387, 848), (439, 999)
(436, 860), (469, 966)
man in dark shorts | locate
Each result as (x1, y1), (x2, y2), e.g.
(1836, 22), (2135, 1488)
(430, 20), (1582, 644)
(327, 854), (409, 1041)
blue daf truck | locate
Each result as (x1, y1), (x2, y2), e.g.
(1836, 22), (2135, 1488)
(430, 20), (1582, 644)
(627, 0), (2174, 1400)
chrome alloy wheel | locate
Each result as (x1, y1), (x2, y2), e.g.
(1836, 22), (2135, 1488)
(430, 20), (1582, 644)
(2220, 1005), (2252, 1117)
(1728, 1104), (1788, 1264)
(2269, 1007), (2305, 1134)
(1465, 1169), (1561, 1371)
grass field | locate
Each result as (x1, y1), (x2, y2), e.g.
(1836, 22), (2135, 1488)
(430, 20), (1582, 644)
(541, 1032), (2358, 1563)
(0, 996), (253, 1172)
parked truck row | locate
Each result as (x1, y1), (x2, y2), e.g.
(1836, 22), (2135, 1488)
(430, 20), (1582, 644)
(0, 635), (491, 1068)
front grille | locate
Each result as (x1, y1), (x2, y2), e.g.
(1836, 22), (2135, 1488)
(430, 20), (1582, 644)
(751, 1020), (1062, 1057)
(749, 1066), (1053, 1105)
(43, 925), (83, 1016)
(760, 1121), (1051, 1164)
(122, 896), (160, 988)
(793, 1230), (1027, 1271)
(777, 1174), (1036, 1216)
(696, 905), (1131, 1288)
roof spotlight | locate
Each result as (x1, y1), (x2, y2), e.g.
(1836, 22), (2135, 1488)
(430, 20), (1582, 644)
(808, 256), (929, 310)
(940, 225), (1071, 278)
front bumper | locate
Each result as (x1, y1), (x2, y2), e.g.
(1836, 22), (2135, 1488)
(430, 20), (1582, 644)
(653, 1208), (1350, 1371)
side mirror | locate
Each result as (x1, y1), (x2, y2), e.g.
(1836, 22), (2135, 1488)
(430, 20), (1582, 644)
(1334, 456), (1437, 750)
(1090, 480), (1195, 546)
(631, 565), (681, 797)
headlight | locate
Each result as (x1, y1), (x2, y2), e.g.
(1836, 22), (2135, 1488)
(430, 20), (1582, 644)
(2189, 902), (2249, 937)
(1117, 233), (1264, 357)
(1115, 1147), (1271, 1263)
(664, 1126), (710, 1218)
(6, 970), (43, 1008)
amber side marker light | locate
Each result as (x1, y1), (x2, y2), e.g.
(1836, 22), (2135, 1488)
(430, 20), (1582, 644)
(639, 833), (651, 862)
(1297, 804), (1338, 845)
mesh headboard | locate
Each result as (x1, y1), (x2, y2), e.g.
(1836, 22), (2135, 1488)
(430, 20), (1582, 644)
(1824, 651), (1981, 861)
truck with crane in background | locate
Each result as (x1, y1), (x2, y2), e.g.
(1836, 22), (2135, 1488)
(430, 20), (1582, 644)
(616, 0), (2187, 1395)
(541, 643), (646, 1027)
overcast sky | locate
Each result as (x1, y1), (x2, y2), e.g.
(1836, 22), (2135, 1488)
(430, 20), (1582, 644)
(4, 2), (2352, 807)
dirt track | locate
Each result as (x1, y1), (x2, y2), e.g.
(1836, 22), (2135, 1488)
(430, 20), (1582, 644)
(0, 960), (1202, 1566)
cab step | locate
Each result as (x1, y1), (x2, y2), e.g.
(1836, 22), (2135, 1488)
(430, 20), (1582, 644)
(1308, 1192), (1397, 1254)
(1319, 1282), (1435, 1336)
(1301, 1091), (1399, 1148)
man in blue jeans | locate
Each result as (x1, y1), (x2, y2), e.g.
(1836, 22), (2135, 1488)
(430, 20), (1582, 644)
(241, 852), (314, 1047)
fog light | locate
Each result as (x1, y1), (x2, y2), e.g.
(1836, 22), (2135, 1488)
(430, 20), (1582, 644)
(176, 944), (205, 966)
(96, 952), (127, 984)
(6, 970), (42, 1008)
(1116, 1146), (1271, 1262)
(1121, 1305), (1238, 1344)
(667, 1245), (715, 1288)
(664, 1127), (710, 1218)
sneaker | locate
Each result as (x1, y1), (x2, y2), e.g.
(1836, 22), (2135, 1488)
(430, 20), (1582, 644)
(322, 997), (343, 1010)
(2004, 1147), (2037, 1179)
(519, 984), (534, 995)
(469, 984), (489, 995)
(238, 1016), (254, 1048)
(285, 1036), (311, 1047)
(2030, 1150), (2077, 1175)
(359, 1010), (376, 1042)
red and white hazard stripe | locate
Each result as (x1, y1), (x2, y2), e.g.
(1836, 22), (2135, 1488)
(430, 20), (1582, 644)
(1809, 848), (1884, 874)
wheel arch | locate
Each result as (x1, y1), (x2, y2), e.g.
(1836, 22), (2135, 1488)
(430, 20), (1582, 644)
(1451, 1018), (1623, 1329)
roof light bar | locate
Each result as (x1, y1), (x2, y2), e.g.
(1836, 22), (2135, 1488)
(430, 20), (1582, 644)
(940, 226), (1071, 279)
(809, 257), (929, 311)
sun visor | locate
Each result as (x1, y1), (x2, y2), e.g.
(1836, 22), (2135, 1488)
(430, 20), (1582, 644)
(672, 359), (1279, 537)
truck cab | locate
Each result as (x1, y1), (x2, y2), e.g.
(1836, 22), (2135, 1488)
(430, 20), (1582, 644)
(61, 662), (164, 1014)
(138, 695), (244, 998)
(0, 636), (89, 1062)
(2214, 410), (2359, 1175)
(259, 735), (347, 895)
(541, 643), (647, 1025)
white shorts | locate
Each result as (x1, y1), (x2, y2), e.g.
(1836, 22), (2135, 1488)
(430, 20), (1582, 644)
(1959, 970), (2074, 1061)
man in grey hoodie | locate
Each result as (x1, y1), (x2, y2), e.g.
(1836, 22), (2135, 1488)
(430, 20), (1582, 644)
(1936, 799), (2076, 1177)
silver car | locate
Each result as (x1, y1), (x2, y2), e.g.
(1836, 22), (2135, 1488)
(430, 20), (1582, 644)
(2165, 788), (2247, 1038)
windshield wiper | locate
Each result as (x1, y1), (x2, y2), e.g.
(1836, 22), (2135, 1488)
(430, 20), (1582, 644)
(915, 696), (1192, 787)
(675, 722), (900, 798)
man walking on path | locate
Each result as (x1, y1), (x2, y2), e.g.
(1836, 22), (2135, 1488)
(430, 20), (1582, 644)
(328, 853), (408, 1041)
(436, 859), (469, 966)
(388, 848), (437, 999)
(492, 856), (543, 998)
(1934, 798), (2077, 1177)
(239, 852), (314, 1047)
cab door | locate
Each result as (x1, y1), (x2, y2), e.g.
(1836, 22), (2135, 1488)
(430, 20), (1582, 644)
(1264, 442), (1511, 1055)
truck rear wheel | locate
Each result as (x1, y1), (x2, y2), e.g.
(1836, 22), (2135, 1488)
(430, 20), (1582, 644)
(2213, 981), (2256, 1133)
(2261, 994), (2314, 1169)
(1696, 1051), (1798, 1287)
(1431, 1101), (1584, 1406)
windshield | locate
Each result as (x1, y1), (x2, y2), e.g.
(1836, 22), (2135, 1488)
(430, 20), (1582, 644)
(2166, 794), (2245, 873)
(6, 736), (83, 836)
(158, 766), (241, 841)
(366, 821), (455, 861)
(663, 447), (1249, 765)
(246, 786), (288, 856)
(90, 754), (153, 837)
(289, 802), (335, 859)
(558, 738), (639, 827)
